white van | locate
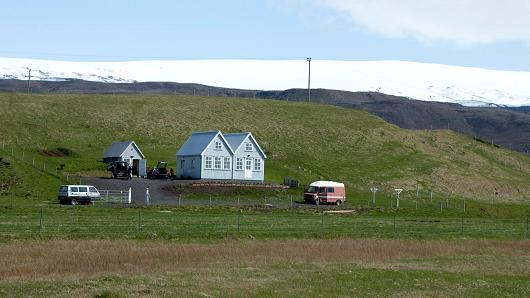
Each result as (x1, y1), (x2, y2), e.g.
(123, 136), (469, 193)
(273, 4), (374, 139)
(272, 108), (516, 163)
(58, 185), (100, 205)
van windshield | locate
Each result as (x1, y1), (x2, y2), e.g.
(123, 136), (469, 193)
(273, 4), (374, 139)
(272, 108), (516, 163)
(306, 186), (320, 193)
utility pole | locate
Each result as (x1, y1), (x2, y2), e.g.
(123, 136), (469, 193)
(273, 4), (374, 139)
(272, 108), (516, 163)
(25, 68), (32, 94)
(306, 57), (311, 102)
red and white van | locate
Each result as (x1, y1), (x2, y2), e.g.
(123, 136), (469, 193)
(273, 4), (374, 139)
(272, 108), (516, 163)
(304, 181), (346, 206)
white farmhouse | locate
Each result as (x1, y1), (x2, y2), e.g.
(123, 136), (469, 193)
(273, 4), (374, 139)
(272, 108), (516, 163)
(176, 131), (266, 181)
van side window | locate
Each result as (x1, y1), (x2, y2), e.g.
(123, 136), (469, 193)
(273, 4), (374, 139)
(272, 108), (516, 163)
(78, 187), (88, 192)
(89, 187), (97, 192)
(70, 187), (79, 192)
(327, 187), (334, 193)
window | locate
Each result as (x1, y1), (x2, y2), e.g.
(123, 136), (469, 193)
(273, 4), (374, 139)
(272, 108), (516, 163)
(89, 187), (97, 193)
(205, 156), (212, 169)
(245, 159), (252, 171)
(70, 187), (79, 192)
(327, 187), (335, 193)
(236, 158), (243, 170)
(214, 157), (222, 169)
(78, 187), (87, 192)
(254, 158), (261, 171)
(245, 142), (253, 151)
(223, 157), (231, 169)
(215, 141), (222, 150)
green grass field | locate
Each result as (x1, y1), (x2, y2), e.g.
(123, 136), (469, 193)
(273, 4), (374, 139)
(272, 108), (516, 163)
(1, 92), (529, 296)
(1, 92), (530, 203)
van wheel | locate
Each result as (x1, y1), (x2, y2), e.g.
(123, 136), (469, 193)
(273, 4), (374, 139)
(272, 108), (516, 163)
(336, 200), (342, 206)
(70, 199), (78, 206)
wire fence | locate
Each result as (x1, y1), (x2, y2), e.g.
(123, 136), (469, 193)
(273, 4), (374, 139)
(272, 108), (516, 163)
(1, 141), (529, 213)
(0, 207), (528, 240)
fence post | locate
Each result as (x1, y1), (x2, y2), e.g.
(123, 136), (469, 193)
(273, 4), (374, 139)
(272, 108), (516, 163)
(146, 188), (150, 206)
(526, 214), (528, 238)
(128, 187), (132, 204)
(461, 215), (464, 235)
(463, 199), (466, 213)
(320, 212), (324, 236)
(237, 210), (240, 233)
(209, 195), (212, 206)
(179, 195), (181, 207)
(39, 208), (43, 235)
(440, 201), (443, 212)
(393, 214), (397, 235)
(290, 195), (293, 209)
(526, 215), (528, 238)
(137, 210), (141, 231)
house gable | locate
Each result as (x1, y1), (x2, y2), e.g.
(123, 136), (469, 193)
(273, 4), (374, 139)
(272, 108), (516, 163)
(228, 133), (266, 159)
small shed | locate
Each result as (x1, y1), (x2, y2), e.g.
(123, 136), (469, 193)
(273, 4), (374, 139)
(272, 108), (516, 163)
(103, 140), (147, 177)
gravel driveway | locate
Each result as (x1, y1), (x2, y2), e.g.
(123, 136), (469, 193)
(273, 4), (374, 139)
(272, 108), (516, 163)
(83, 177), (183, 205)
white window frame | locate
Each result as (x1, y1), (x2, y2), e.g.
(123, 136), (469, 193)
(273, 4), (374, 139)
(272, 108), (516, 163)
(236, 158), (243, 170)
(245, 142), (253, 151)
(254, 158), (261, 171)
(214, 141), (222, 150)
(214, 156), (222, 169)
(223, 157), (231, 170)
(205, 156), (212, 169)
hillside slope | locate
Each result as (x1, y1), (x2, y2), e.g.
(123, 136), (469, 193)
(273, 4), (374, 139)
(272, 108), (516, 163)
(2, 80), (529, 153)
(0, 92), (529, 202)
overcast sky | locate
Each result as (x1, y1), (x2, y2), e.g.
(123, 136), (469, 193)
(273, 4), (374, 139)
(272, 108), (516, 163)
(1, 0), (529, 71)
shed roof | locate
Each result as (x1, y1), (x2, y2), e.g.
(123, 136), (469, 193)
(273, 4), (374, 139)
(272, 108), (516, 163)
(103, 140), (145, 159)
(176, 131), (233, 156)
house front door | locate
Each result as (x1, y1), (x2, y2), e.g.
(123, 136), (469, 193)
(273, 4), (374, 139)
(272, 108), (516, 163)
(244, 158), (252, 179)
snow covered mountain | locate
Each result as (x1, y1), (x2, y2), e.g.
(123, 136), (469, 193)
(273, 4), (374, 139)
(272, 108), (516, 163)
(1, 57), (530, 107)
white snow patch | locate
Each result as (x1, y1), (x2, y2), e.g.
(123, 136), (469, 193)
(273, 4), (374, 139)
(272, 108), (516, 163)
(1, 57), (530, 107)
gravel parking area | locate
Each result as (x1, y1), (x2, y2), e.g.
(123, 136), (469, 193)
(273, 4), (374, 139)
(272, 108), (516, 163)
(83, 177), (183, 205)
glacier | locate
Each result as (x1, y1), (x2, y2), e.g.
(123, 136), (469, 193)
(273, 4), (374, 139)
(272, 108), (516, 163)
(1, 57), (530, 107)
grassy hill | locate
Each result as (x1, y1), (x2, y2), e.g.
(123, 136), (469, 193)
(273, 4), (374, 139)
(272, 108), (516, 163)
(1, 92), (530, 203)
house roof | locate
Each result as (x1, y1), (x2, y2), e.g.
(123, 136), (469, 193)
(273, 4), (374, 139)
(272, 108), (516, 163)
(103, 140), (145, 159)
(176, 131), (267, 158)
(223, 133), (249, 151)
(224, 132), (267, 159)
(176, 131), (234, 156)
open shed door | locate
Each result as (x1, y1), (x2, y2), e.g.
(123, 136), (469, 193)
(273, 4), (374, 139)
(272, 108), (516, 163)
(139, 159), (147, 178)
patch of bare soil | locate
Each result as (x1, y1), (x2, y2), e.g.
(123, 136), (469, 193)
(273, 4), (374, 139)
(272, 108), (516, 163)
(38, 149), (67, 157)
